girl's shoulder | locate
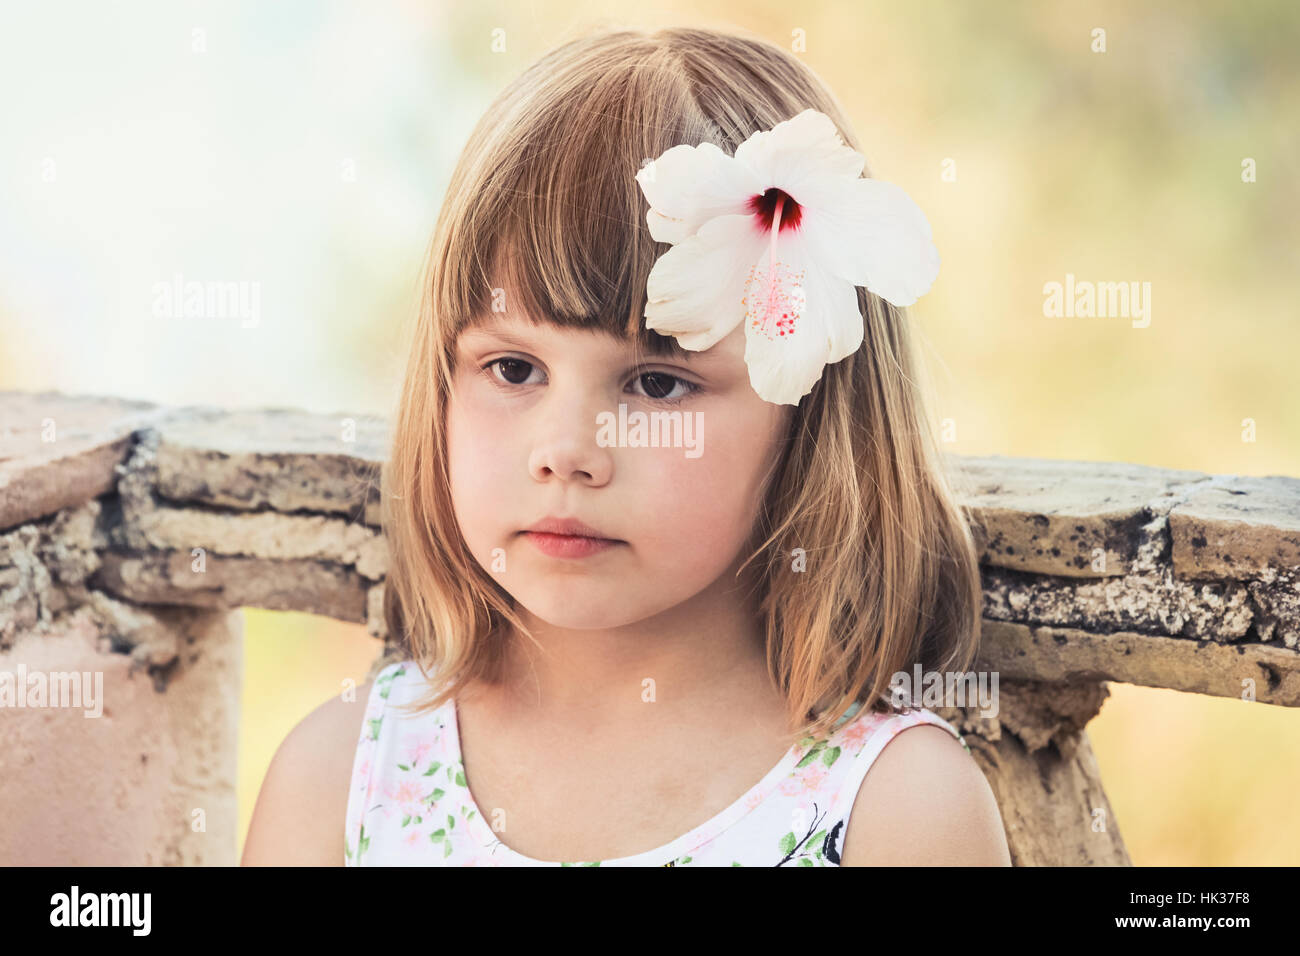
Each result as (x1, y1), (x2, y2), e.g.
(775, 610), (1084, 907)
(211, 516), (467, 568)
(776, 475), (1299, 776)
(800, 701), (972, 822)
(242, 676), (383, 865)
(832, 704), (1009, 865)
(831, 701), (975, 785)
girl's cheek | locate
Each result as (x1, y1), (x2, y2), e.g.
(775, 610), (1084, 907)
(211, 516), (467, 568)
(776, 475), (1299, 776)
(449, 380), (522, 465)
(631, 415), (768, 547)
(446, 395), (517, 533)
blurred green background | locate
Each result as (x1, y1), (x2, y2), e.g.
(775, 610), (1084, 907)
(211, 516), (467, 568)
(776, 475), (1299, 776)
(2, 0), (1296, 864)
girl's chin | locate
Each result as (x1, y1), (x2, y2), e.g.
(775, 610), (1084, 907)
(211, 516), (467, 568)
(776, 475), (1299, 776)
(509, 592), (664, 631)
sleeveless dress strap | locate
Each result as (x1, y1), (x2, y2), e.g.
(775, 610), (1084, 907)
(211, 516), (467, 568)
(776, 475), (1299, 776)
(344, 661), (408, 866)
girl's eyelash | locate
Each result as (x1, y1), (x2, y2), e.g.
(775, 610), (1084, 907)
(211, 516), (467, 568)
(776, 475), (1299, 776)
(479, 358), (702, 405)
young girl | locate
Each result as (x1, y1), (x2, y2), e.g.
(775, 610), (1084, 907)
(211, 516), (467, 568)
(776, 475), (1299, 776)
(243, 24), (1010, 867)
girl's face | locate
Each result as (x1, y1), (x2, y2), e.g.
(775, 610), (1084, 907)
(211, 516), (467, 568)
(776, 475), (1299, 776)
(447, 312), (792, 630)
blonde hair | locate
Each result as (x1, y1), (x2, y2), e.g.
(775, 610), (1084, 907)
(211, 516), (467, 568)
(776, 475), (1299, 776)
(380, 23), (983, 746)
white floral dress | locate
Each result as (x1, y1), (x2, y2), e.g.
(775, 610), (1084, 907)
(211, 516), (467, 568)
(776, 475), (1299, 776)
(344, 661), (971, 866)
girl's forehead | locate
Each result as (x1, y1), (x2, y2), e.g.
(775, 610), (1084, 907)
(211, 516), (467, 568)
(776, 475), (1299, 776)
(458, 311), (742, 366)
(457, 313), (624, 354)
(458, 312), (552, 344)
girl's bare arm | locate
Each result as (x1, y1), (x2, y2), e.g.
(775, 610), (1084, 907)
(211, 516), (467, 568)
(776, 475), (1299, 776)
(241, 682), (373, 867)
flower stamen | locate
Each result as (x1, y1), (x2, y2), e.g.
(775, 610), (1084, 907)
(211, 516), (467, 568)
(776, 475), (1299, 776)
(744, 192), (806, 342)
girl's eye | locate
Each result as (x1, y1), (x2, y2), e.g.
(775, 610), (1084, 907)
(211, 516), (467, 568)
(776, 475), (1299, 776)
(485, 357), (542, 386)
(628, 371), (700, 405)
(482, 359), (699, 405)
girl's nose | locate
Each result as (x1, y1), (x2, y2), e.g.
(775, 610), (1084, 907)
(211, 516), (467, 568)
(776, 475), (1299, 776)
(526, 389), (614, 486)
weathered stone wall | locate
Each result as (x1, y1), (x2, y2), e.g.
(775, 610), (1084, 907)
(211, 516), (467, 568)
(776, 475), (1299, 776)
(2, 391), (1297, 865)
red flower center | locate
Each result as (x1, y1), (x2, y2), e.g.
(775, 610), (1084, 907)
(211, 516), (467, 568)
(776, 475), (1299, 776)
(748, 187), (803, 233)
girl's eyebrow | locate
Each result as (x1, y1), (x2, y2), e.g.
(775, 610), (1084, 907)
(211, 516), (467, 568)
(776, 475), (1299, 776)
(458, 320), (710, 363)
(456, 323), (536, 351)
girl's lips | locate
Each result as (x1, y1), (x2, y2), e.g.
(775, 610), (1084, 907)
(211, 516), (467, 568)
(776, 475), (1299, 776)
(522, 531), (621, 559)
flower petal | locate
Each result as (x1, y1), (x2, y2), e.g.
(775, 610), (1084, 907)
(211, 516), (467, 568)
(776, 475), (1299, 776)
(783, 228), (864, 364)
(733, 109), (865, 200)
(799, 176), (940, 307)
(741, 234), (861, 405)
(644, 213), (770, 350)
(635, 142), (763, 246)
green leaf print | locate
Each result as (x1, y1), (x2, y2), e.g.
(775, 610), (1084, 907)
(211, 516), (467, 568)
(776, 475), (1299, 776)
(455, 770), (466, 787)
(821, 746), (841, 767)
(401, 814), (411, 828)
(428, 788), (445, 802)
(377, 667), (403, 701)
(447, 813), (455, 831)
(443, 840), (453, 859)
(397, 764), (409, 771)
(367, 718), (382, 741)
(358, 826), (369, 855)
(423, 761), (442, 777)
(795, 746), (822, 769)
(775, 800), (834, 866)
(376, 666), (405, 701)
(430, 829), (446, 842)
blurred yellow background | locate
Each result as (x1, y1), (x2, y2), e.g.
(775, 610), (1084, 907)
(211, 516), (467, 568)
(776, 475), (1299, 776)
(2, 0), (1295, 865)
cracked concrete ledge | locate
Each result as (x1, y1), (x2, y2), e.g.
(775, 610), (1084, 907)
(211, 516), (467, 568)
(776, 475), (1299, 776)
(1, 392), (390, 655)
(953, 454), (1300, 699)
(955, 455), (1300, 578)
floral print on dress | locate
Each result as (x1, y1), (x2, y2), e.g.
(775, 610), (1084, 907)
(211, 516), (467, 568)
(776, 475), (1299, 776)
(343, 661), (973, 866)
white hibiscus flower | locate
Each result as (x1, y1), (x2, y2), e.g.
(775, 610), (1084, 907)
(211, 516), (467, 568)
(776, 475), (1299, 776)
(635, 108), (940, 405)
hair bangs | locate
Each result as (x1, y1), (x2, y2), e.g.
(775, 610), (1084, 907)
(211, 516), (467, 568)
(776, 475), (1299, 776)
(431, 33), (732, 365)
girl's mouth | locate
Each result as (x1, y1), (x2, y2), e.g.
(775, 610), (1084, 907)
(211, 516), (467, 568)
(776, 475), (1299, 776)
(522, 532), (621, 559)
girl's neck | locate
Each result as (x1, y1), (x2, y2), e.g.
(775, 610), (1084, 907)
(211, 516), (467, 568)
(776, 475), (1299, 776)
(469, 561), (776, 726)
